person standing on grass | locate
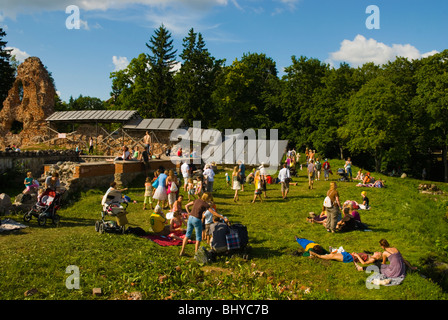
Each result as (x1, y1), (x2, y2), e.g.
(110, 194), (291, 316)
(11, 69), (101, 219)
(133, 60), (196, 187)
(232, 166), (241, 202)
(181, 161), (190, 192)
(203, 164), (215, 193)
(325, 182), (342, 233)
(251, 170), (263, 203)
(238, 160), (246, 192)
(344, 157), (353, 181)
(259, 162), (268, 198)
(307, 159), (317, 190)
(315, 158), (322, 181)
(153, 170), (168, 209)
(278, 163), (291, 200)
(179, 193), (227, 257)
(323, 158), (331, 181)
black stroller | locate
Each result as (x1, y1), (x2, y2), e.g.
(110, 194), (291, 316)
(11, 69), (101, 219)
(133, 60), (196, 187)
(195, 221), (251, 264)
(337, 168), (350, 182)
(23, 189), (65, 226)
(95, 188), (128, 234)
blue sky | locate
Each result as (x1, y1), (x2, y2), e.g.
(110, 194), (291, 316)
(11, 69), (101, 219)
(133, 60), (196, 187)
(1, 0), (446, 103)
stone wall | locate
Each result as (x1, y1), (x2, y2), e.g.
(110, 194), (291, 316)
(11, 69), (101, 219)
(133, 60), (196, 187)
(0, 150), (79, 176)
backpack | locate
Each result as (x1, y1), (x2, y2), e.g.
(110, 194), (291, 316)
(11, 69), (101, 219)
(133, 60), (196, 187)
(125, 226), (147, 236)
(323, 196), (333, 208)
(195, 246), (216, 264)
(229, 224), (249, 248)
(323, 162), (329, 170)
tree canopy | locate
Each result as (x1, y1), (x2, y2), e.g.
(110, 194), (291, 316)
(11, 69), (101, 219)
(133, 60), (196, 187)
(106, 25), (447, 181)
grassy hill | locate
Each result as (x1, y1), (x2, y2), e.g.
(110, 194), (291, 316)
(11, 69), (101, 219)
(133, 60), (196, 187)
(1, 159), (447, 300)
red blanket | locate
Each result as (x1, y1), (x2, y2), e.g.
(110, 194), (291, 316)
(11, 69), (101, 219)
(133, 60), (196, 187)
(141, 235), (195, 246)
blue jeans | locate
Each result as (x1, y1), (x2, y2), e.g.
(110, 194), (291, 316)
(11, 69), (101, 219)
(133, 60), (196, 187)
(186, 215), (202, 241)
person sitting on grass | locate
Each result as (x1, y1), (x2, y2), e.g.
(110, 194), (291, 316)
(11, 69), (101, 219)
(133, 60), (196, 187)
(306, 206), (327, 225)
(379, 239), (417, 277)
(168, 210), (187, 240)
(150, 205), (170, 236)
(336, 207), (358, 232)
(359, 191), (370, 210)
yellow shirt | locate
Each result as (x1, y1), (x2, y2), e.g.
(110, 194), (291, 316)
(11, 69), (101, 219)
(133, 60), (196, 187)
(150, 213), (166, 233)
(305, 242), (319, 252)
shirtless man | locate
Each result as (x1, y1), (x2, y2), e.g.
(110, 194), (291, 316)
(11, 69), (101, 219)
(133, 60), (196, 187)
(143, 131), (151, 154)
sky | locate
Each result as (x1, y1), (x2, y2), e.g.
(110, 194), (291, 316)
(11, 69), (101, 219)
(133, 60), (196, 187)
(1, 0), (447, 103)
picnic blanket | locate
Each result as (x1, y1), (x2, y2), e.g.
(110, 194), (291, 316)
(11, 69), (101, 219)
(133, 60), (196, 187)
(141, 234), (195, 246)
(0, 219), (28, 233)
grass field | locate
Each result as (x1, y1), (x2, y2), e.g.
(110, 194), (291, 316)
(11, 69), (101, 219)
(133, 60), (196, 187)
(1, 159), (448, 300)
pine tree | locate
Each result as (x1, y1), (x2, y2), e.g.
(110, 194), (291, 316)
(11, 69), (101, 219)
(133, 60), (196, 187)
(145, 24), (177, 118)
(0, 27), (15, 108)
(175, 28), (223, 127)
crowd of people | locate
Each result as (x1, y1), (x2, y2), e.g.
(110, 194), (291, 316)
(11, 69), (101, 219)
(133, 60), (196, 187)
(25, 140), (413, 286)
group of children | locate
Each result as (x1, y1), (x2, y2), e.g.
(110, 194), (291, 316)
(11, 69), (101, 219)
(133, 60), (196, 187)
(143, 172), (205, 211)
(144, 169), (220, 245)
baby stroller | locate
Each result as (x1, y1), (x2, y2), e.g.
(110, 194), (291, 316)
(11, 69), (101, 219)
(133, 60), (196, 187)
(95, 188), (128, 234)
(23, 189), (65, 226)
(337, 168), (349, 182)
(195, 221), (251, 264)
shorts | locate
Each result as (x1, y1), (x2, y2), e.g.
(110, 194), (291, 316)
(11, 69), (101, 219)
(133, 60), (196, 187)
(281, 181), (289, 192)
(185, 215), (202, 242)
(144, 196), (152, 204)
(341, 251), (354, 263)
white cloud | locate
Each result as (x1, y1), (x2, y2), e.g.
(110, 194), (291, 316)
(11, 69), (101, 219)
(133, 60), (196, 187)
(0, 0), (230, 18)
(329, 35), (439, 67)
(6, 46), (30, 62)
(112, 56), (129, 71)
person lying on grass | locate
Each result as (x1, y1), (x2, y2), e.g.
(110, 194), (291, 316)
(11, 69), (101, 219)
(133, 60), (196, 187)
(293, 236), (328, 257)
(309, 248), (382, 271)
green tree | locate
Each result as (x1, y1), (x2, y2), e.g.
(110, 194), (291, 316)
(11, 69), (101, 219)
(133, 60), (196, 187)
(175, 28), (224, 127)
(212, 52), (280, 131)
(310, 62), (356, 159)
(413, 50), (448, 182)
(65, 95), (105, 111)
(145, 24), (178, 118)
(342, 75), (409, 172)
(109, 53), (151, 114)
(279, 55), (328, 149)
(0, 27), (15, 108)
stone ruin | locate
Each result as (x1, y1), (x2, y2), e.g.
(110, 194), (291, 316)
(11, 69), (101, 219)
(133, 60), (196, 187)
(0, 56), (55, 149)
(418, 183), (444, 195)
(0, 161), (78, 215)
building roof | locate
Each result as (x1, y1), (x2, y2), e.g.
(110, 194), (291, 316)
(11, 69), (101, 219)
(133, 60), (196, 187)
(122, 118), (186, 131)
(46, 110), (141, 123)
